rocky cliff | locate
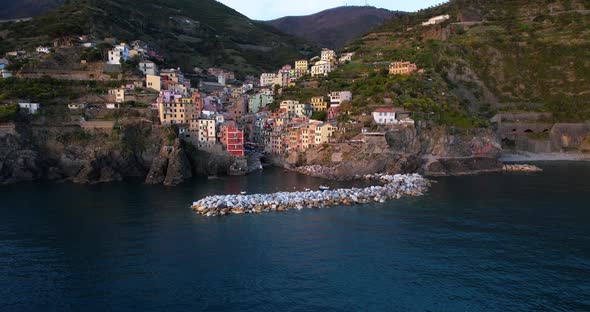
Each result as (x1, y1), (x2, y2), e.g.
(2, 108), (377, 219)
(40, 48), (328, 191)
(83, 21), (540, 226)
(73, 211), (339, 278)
(270, 125), (503, 179)
(0, 121), (241, 186)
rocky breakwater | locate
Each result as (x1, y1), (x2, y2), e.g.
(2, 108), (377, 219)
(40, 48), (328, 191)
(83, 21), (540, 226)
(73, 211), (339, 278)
(191, 174), (430, 217)
(503, 164), (543, 173)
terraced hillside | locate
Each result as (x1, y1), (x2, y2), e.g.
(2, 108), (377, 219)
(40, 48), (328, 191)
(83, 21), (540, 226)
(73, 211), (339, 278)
(341, 0), (590, 121)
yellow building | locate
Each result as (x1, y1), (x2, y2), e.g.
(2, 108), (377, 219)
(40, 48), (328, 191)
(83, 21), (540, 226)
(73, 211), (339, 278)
(158, 97), (198, 125)
(389, 61), (418, 75)
(310, 96), (327, 111)
(314, 122), (338, 145)
(295, 60), (309, 76)
(301, 122), (318, 150)
(146, 74), (161, 91)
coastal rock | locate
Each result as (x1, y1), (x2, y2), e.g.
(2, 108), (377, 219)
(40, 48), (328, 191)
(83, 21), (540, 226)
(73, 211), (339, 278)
(192, 173), (430, 217)
(163, 145), (192, 186)
(145, 156), (169, 185)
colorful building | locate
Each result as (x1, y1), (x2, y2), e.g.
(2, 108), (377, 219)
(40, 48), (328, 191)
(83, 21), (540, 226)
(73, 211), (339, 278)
(389, 61), (418, 75)
(372, 108), (396, 125)
(295, 60), (309, 76)
(310, 96), (328, 111)
(249, 93), (274, 113)
(220, 124), (245, 157)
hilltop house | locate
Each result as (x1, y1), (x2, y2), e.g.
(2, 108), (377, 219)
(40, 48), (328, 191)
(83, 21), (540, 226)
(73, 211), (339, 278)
(146, 74), (162, 91)
(422, 15), (450, 26)
(107, 43), (130, 65)
(311, 60), (332, 77)
(328, 91), (352, 107)
(339, 52), (354, 63)
(68, 103), (87, 110)
(389, 61), (418, 75)
(139, 61), (158, 76)
(1, 70), (12, 79)
(311, 96), (328, 112)
(18, 103), (40, 114)
(36, 46), (51, 54)
(372, 108), (396, 125)
(295, 60), (309, 76)
(108, 88), (125, 103)
(0, 58), (9, 71)
(320, 48), (337, 61)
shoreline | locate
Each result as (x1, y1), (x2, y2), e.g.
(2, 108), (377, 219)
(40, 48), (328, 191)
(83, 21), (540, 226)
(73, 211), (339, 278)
(500, 152), (590, 162)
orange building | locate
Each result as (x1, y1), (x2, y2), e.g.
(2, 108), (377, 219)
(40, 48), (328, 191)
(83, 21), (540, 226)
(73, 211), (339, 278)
(389, 61), (418, 75)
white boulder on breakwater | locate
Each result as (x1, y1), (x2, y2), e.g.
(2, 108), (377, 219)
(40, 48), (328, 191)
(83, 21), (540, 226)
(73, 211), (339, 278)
(191, 174), (430, 217)
(503, 164), (543, 173)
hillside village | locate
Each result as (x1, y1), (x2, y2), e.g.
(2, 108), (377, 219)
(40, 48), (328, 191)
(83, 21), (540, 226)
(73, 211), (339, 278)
(0, 34), (422, 161)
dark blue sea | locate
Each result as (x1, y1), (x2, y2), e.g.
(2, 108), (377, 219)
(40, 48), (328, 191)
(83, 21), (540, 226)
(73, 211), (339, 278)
(1, 163), (590, 311)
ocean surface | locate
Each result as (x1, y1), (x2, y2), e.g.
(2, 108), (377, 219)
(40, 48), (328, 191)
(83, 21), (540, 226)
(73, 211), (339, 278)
(1, 163), (590, 311)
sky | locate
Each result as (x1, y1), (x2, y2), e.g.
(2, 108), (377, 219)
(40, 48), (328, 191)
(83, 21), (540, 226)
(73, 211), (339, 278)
(217, 0), (447, 20)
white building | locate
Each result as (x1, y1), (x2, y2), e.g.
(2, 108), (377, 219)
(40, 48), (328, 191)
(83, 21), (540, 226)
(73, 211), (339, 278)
(36, 46), (51, 54)
(107, 43), (130, 65)
(18, 103), (40, 114)
(109, 88), (125, 103)
(311, 60), (332, 77)
(329, 91), (352, 107)
(201, 106), (217, 119)
(372, 108), (396, 125)
(198, 119), (216, 144)
(280, 100), (299, 117)
(339, 52), (354, 63)
(260, 73), (278, 87)
(422, 14), (451, 26)
(1, 70), (12, 79)
(139, 61), (158, 76)
(295, 103), (313, 117)
(320, 49), (337, 61)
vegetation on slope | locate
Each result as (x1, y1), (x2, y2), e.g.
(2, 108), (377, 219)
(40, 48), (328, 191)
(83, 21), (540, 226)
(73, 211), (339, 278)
(342, 0), (590, 122)
(0, 0), (316, 75)
(265, 6), (398, 49)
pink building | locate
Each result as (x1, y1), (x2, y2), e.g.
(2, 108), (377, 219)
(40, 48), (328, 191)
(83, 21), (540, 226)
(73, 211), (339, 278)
(327, 107), (341, 120)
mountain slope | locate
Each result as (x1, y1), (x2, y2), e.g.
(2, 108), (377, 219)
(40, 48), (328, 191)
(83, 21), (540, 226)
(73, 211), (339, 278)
(266, 6), (399, 49)
(342, 0), (590, 121)
(0, 0), (315, 75)
(0, 0), (65, 19)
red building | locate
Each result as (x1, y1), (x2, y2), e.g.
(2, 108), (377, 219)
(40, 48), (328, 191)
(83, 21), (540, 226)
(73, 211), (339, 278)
(220, 124), (245, 156)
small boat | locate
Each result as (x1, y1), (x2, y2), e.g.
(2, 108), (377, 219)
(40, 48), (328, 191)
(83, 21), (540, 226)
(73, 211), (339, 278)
(240, 191), (247, 195)
(319, 185), (330, 191)
(304, 188), (311, 192)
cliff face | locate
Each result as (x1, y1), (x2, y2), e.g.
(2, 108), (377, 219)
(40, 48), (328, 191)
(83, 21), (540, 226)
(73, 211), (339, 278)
(270, 126), (503, 179)
(0, 122), (239, 186)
